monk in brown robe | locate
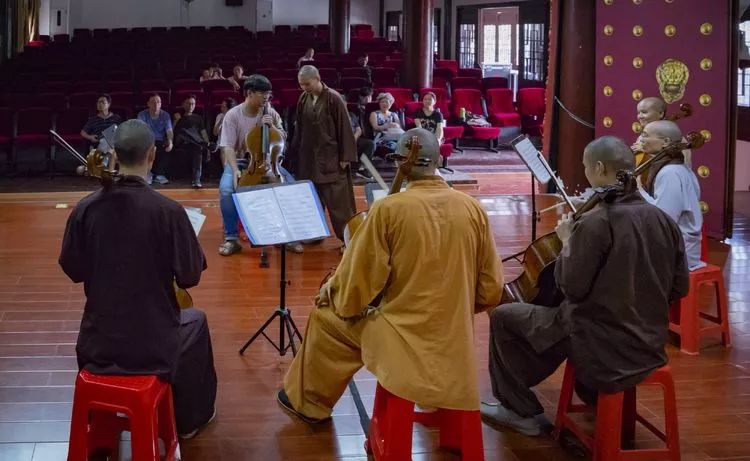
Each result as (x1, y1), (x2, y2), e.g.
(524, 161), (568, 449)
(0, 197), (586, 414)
(277, 128), (503, 423)
(290, 65), (357, 250)
(483, 136), (688, 436)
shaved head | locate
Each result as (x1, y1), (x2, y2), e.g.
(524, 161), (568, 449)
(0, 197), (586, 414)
(644, 120), (682, 143)
(583, 136), (635, 172)
(298, 65), (321, 80)
(395, 128), (441, 178)
(114, 119), (155, 167)
(640, 97), (666, 114)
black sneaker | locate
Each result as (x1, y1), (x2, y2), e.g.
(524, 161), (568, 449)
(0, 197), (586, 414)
(276, 389), (331, 424)
(355, 168), (372, 180)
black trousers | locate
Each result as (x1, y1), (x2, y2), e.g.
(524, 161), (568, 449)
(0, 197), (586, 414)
(488, 303), (596, 418)
(151, 141), (171, 177)
(357, 137), (376, 161)
(172, 308), (217, 434)
(314, 173), (357, 242)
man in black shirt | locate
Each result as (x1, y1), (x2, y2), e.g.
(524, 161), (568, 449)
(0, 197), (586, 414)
(173, 95), (210, 188)
(59, 119), (217, 439)
(80, 94), (122, 150)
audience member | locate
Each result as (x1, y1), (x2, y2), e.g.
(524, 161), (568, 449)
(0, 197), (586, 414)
(213, 98), (237, 139)
(369, 92), (403, 154)
(137, 94), (173, 185)
(297, 48), (315, 67)
(228, 65), (246, 91)
(174, 95), (210, 188)
(414, 92), (444, 143)
(80, 94), (122, 150)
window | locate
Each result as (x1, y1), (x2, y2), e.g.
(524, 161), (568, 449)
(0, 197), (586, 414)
(387, 25), (399, 41)
(386, 11), (402, 42)
(523, 23), (545, 81)
(459, 24), (476, 68)
(483, 24), (513, 64)
(738, 21), (750, 107)
(434, 8), (441, 57)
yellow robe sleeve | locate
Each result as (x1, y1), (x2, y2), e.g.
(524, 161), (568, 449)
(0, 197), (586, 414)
(474, 209), (503, 312)
(328, 203), (392, 319)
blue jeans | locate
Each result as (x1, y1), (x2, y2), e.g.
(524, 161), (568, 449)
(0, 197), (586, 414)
(219, 162), (296, 241)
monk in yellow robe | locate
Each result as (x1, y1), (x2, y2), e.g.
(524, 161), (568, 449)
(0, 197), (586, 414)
(631, 96), (692, 172)
(277, 128), (504, 423)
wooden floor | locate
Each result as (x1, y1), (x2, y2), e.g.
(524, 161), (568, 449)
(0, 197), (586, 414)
(0, 173), (749, 460)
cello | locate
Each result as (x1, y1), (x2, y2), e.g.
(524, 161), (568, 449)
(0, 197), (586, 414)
(500, 130), (706, 307)
(50, 130), (196, 309)
(238, 101), (285, 267)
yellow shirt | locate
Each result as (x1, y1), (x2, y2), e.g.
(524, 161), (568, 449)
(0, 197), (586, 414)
(327, 177), (504, 410)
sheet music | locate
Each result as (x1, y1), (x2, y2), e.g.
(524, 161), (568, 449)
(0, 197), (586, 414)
(511, 136), (552, 184)
(184, 207), (206, 236)
(273, 182), (329, 242)
(233, 181), (330, 246)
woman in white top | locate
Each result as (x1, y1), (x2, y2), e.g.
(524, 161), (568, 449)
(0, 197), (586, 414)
(369, 92), (402, 153)
(213, 98), (238, 139)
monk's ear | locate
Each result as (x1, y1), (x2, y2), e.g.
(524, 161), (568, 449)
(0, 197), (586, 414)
(146, 145), (157, 166)
(596, 160), (606, 175)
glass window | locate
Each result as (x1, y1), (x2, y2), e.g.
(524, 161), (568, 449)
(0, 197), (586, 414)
(738, 21), (750, 107)
(523, 23), (545, 81)
(459, 24), (476, 68)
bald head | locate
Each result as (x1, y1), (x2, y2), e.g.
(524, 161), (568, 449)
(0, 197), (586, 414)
(395, 128), (441, 179)
(583, 136), (635, 187)
(298, 65), (320, 80)
(114, 119), (155, 167)
(644, 120), (682, 143)
(637, 97), (667, 126)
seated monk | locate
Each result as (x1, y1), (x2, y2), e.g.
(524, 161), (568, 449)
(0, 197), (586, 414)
(277, 128), (504, 423)
(482, 136), (688, 436)
(638, 120), (705, 271)
(59, 120), (218, 439)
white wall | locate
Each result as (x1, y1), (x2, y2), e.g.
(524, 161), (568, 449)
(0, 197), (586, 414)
(64, 0), (376, 32)
(67, 0), (255, 30)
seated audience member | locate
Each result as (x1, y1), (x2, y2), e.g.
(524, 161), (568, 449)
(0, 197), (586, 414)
(414, 91), (444, 143)
(228, 65), (246, 91)
(348, 98), (375, 180)
(357, 86), (373, 110)
(59, 119), (218, 439)
(297, 47), (315, 67)
(137, 94), (173, 185)
(80, 94), (123, 150)
(356, 54), (373, 84)
(482, 136), (688, 436)
(369, 92), (403, 154)
(637, 120), (705, 270)
(277, 128), (503, 423)
(174, 95), (210, 188)
(213, 98), (238, 140)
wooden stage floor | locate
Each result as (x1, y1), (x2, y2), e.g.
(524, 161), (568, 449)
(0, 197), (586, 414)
(0, 173), (749, 460)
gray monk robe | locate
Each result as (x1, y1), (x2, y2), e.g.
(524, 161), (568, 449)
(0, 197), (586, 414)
(290, 84), (357, 241)
(59, 176), (217, 435)
(489, 190), (689, 417)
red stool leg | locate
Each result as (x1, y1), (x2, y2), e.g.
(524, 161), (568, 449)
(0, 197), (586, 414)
(714, 275), (731, 348)
(87, 410), (124, 456)
(592, 392), (624, 461)
(367, 384), (416, 460)
(158, 387), (179, 460)
(621, 388), (636, 450)
(554, 362), (576, 432)
(130, 397), (161, 461)
(455, 411), (484, 461)
(657, 370), (681, 461)
(67, 381), (91, 461)
(678, 276), (700, 355)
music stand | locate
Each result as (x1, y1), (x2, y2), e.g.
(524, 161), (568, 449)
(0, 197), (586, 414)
(233, 181), (331, 357)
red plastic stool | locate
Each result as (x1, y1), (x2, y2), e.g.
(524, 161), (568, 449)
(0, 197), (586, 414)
(668, 263), (731, 354)
(365, 383), (484, 460)
(554, 363), (680, 461)
(67, 370), (179, 461)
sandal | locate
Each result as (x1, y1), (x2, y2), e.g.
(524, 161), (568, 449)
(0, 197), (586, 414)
(218, 240), (242, 256)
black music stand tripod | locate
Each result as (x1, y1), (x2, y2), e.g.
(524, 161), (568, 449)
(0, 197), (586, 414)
(238, 244), (303, 356)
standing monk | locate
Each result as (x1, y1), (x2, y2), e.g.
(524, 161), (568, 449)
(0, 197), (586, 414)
(277, 128), (503, 423)
(291, 65), (357, 250)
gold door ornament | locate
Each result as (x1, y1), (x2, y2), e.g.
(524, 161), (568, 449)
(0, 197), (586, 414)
(603, 116), (613, 128)
(699, 94), (712, 106)
(700, 58), (712, 71)
(603, 0), (613, 4)
(700, 23), (713, 35)
(700, 129), (711, 142)
(604, 55), (614, 66)
(697, 166), (710, 178)
(699, 201), (709, 214)
(632, 89), (643, 100)
(633, 57), (644, 68)
(604, 25), (614, 36)
(656, 59), (689, 103)
(632, 122), (643, 133)
(603, 86), (613, 96)
(664, 25), (677, 37)
(633, 25), (643, 37)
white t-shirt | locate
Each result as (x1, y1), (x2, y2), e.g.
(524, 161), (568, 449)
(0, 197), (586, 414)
(218, 103), (283, 154)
